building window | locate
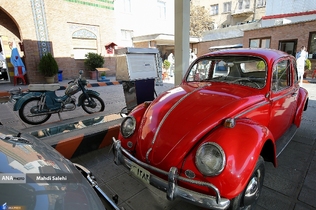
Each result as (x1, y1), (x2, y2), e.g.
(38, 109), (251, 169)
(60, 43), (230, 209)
(250, 38), (271, 48)
(123, 0), (131, 13)
(245, 0), (250, 9)
(72, 29), (97, 59)
(257, 0), (266, 7)
(238, 0), (243, 10)
(223, 2), (231, 13)
(237, 0), (250, 10)
(157, 0), (167, 19)
(121, 29), (133, 40)
(308, 32), (316, 59)
(261, 38), (270, 48)
(279, 40), (297, 56)
(250, 39), (259, 48)
(210, 4), (219, 15)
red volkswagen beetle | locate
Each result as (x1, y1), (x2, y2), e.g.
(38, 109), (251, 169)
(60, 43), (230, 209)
(112, 48), (309, 209)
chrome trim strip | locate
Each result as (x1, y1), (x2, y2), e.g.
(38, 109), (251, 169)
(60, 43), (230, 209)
(234, 91), (295, 120)
(112, 137), (230, 210)
(234, 100), (269, 119)
(145, 148), (152, 163)
(152, 84), (210, 145)
(270, 91), (294, 101)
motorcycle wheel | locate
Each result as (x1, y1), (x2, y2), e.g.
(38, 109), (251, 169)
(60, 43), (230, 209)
(19, 98), (52, 125)
(81, 94), (105, 114)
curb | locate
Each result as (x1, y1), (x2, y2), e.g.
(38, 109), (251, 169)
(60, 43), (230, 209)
(52, 125), (120, 159)
(21, 114), (123, 159)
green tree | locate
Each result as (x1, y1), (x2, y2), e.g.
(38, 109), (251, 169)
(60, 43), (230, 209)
(305, 59), (312, 70)
(39, 53), (59, 77)
(190, 3), (214, 38)
(163, 60), (171, 69)
(84, 52), (105, 71)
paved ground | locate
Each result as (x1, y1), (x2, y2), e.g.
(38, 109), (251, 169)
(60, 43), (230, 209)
(1, 77), (316, 210)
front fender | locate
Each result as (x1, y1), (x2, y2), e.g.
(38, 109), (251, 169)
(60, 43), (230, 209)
(77, 90), (100, 106)
(13, 92), (43, 111)
(118, 102), (150, 151)
(294, 87), (308, 127)
(181, 118), (275, 199)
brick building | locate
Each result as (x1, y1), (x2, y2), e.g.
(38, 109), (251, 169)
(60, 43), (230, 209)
(0, 0), (116, 84)
(243, 19), (316, 74)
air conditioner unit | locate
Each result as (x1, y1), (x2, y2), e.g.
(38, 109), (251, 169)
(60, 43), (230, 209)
(274, 19), (283, 25)
(274, 18), (291, 26)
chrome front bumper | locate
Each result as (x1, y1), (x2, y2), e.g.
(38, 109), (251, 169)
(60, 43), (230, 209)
(112, 138), (230, 210)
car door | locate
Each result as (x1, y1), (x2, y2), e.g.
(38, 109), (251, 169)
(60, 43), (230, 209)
(268, 58), (298, 141)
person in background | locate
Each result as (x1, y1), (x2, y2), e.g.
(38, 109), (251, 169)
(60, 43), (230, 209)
(296, 46), (308, 85)
(296, 46), (308, 59)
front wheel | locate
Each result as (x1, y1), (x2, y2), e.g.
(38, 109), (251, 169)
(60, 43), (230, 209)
(19, 98), (51, 125)
(228, 156), (265, 210)
(81, 94), (105, 114)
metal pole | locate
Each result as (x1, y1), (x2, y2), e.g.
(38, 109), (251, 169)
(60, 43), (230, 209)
(174, 0), (190, 85)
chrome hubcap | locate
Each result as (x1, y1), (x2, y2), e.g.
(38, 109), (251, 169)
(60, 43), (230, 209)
(243, 169), (261, 206)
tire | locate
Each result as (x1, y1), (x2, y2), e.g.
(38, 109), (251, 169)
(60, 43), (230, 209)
(81, 94), (105, 114)
(18, 98), (51, 125)
(228, 156), (265, 210)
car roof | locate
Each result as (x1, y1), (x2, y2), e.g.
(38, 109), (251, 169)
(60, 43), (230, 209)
(202, 48), (293, 62)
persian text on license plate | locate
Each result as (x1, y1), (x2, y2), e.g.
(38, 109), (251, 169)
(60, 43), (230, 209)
(130, 162), (151, 184)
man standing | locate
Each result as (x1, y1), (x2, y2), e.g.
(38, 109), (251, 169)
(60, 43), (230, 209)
(296, 46), (308, 85)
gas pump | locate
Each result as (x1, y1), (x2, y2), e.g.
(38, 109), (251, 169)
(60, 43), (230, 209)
(116, 48), (159, 115)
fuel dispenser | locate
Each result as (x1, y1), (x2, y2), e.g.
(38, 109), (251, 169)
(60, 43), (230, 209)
(116, 48), (159, 114)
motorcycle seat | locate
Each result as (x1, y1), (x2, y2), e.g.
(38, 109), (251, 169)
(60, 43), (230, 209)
(28, 84), (60, 91)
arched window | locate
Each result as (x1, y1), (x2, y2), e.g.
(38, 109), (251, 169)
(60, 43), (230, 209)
(72, 29), (97, 59)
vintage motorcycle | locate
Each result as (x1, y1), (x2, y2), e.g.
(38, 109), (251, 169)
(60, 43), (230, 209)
(10, 70), (105, 125)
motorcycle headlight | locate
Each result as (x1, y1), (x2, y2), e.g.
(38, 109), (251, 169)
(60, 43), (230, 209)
(120, 116), (136, 138)
(195, 142), (226, 176)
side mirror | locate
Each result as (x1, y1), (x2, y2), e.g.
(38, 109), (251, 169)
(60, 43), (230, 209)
(79, 70), (84, 75)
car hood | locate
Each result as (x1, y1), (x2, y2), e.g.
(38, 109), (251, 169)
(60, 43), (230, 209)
(135, 83), (265, 168)
(0, 126), (105, 210)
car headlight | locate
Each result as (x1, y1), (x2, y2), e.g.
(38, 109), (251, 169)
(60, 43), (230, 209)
(195, 142), (226, 176)
(120, 116), (136, 138)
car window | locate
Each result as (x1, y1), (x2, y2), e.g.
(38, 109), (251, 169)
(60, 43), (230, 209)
(186, 56), (267, 89)
(271, 59), (291, 91)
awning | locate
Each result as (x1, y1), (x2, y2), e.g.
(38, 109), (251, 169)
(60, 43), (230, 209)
(209, 44), (243, 50)
(132, 33), (200, 45)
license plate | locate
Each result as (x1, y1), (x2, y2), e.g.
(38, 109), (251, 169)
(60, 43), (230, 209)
(130, 162), (151, 184)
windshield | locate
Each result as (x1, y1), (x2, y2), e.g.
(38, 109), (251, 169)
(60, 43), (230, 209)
(186, 55), (267, 89)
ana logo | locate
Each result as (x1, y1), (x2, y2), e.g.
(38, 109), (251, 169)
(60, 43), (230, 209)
(2, 176), (13, 181)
